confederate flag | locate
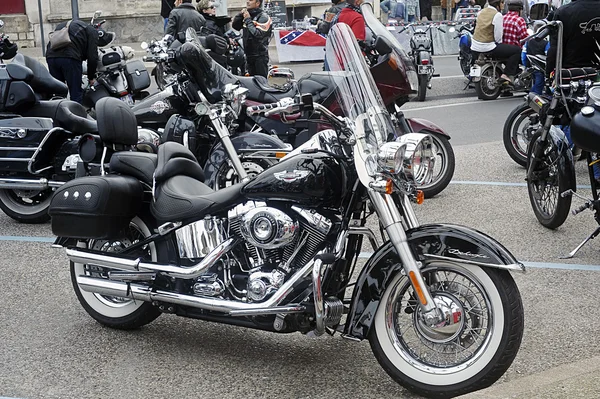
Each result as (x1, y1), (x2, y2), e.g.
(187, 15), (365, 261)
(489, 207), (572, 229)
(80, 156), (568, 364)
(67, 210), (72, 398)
(279, 30), (327, 46)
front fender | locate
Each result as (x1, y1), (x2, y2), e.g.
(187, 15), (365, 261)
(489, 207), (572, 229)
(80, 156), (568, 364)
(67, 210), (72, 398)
(204, 131), (289, 187)
(407, 117), (450, 138)
(343, 223), (524, 340)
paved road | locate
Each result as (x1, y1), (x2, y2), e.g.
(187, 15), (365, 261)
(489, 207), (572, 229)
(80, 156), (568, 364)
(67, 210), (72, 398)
(1, 54), (599, 399)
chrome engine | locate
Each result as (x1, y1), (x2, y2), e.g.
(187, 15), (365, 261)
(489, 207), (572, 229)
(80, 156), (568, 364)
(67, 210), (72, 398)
(174, 201), (332, 303)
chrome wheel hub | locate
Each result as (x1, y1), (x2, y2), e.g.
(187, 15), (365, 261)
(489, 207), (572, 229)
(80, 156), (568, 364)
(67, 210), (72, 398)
(416, 293), (465, 344)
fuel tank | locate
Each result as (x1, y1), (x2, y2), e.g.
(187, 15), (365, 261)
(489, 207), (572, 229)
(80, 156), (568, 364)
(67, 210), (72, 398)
(242, 152), (348, 209)
(131, 87), (187, 131)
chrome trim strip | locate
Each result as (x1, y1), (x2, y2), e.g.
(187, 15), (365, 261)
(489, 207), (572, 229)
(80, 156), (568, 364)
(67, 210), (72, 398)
(423, 254), (526, 272)
(0, 147), (37, 151)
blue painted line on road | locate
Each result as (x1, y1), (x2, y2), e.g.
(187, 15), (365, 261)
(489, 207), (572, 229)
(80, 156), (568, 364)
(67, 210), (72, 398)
(0, 235), (54, 243)
(0, 237), (597, 271)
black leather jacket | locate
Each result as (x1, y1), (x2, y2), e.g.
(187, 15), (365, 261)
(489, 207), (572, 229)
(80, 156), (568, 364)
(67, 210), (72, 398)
(46, 20), (99, 80)
(546, 0), (600, 74)
(200, 14), (230, 37)
(232, 8), (272, 57)
(166, 3), (206, 37)
(316, 2), (347, 34)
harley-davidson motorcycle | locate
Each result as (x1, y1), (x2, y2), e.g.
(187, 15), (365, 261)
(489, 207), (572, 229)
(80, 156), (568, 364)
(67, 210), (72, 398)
(0, 25), (100, 223)
(51, 25), (524, 398)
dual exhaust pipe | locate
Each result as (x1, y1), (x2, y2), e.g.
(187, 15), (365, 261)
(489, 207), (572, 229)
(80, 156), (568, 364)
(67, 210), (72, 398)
(0, 177), (65, 190)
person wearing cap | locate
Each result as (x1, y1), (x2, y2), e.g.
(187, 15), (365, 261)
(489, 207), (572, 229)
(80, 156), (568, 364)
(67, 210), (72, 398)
(232, 0), (273, 78)
(166, 0), (206, 37)
(45, 19), (100, 104)
(197, 0), (229, 36)
(502, 0), (528, 46)
(471, 0), (521, 83)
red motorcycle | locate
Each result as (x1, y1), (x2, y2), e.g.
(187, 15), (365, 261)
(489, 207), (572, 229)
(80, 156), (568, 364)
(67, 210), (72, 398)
(237, 4), (454, 197)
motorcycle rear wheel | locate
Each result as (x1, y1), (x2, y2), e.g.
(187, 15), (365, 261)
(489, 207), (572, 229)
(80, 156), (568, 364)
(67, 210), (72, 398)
(526, 133), (573, 229)
(70, 216), (162, 329)
(417, 75), (428, 102)
(369, 261), (523, 398)
(474, 67), (502, 101)
(503, 103), (540, 167)
(0, 188), (52, 224)
(417, 133), (455, 198)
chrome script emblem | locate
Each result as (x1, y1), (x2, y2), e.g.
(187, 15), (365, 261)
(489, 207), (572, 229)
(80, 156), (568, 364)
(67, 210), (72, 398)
(273, 170), (310, 183)
(150, 100), (169, 114)
(447, 248), (490, 259)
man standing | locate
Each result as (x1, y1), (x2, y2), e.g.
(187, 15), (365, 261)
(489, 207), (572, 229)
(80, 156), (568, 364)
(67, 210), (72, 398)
(166, 0), (206, 37)
(317, 0), (347, 34)
(502, 0), (528, 46)
(161, 0), (176, 32)
(232, 0), (273, 78)
(46, 19), (98, 104)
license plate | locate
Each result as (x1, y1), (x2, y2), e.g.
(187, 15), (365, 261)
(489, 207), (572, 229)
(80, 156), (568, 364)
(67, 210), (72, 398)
(418, 65), (432, 74)
(120, 94), (134, 106)
(470, 65), (481, 77)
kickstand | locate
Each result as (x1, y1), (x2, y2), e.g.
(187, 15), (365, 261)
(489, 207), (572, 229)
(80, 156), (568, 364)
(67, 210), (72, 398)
(463, 77), (473, 90)
(560, 226), (600, 259)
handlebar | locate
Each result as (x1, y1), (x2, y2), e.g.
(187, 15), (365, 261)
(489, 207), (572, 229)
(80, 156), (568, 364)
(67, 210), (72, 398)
(520, 20), (557, 45)
(246, 97), (297, 117)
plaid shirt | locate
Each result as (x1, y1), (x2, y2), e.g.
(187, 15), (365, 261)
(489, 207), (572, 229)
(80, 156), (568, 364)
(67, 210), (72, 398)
(502, 11), (528, 46)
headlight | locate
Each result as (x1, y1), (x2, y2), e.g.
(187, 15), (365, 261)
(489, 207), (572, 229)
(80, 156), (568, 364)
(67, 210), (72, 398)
(377, 142), (406, 173)
(396, 133), (434, 184)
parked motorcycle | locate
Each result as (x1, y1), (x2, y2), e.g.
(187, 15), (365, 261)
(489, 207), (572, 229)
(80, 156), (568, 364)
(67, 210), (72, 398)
(50, 25), (524, 398)
(452, 24), (474, 84)
(235, 3), (455, 198)
(525, 20), (598, 229)
(0, 27), (99, 223)
(397, 22), (445, 102)
(82, 12), (151, 110)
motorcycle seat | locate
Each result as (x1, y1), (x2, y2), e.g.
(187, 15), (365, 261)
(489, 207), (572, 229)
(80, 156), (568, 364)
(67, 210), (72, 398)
(151, 142), (240, 222)
(560, 67), (598, 84)
(109, 152), (157, 187)
(297, 72), (337, 103)
(12, 54), (68, 99)
(22, 99), (98, 134)
(238, 76), (297, 103)
(96, 97), (138, 146)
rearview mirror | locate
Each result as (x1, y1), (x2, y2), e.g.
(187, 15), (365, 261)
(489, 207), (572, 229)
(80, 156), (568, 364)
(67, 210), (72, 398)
(0, 20), (4, 30)
(374, 36), (393, 55)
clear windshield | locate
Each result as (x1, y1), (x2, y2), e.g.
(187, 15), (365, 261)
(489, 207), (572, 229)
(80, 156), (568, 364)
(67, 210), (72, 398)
(325, 23), (396, 174)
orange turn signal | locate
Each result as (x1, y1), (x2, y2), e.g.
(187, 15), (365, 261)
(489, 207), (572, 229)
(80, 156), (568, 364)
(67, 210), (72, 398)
(409, 271), (428, 306)
(275, 152), (287, 158)
(388, 56), (398, 71)
(416, 190), (425, 204)
(385, 179), (394, 194)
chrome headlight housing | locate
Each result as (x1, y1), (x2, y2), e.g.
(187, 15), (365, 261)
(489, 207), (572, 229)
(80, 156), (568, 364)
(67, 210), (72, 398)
(396, 133), (435, 184)
(376, 142), (406, 174)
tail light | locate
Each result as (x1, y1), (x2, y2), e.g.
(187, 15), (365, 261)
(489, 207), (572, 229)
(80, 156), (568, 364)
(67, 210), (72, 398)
(421, 59), (429, 65)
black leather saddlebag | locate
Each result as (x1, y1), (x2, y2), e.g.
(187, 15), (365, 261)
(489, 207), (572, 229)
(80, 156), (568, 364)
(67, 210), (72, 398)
(124, 60), (151, 93)
(49, 175), (143, 239)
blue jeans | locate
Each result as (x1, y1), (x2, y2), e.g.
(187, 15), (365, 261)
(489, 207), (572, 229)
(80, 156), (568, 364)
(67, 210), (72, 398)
(164, 18), (168, 32)
(47, 57), (84, 104)
(531, 71), (544, 95)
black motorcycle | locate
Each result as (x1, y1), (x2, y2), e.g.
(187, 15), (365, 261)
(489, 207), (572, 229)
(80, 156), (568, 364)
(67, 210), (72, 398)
(397, 22), (445, 102)
(51, 24), (524, 398)
(0, 29), (99, 223)
(525, 21), (598, 229)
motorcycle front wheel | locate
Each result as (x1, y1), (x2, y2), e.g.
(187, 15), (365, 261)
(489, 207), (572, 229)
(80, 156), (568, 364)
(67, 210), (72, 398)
(70, 216), (162, 329)
(474, 66), (502, 101)
(0, 188), (53, 223)
(503, 103), (540, 167)
(417, 133), (455, 198)
(526, 133), (573, 229)
(369, 261), (523, 398)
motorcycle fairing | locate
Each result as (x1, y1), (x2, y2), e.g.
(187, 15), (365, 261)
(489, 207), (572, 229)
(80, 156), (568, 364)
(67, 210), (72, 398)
(343, 223), (525, 340)
(204, 131), (290, 188)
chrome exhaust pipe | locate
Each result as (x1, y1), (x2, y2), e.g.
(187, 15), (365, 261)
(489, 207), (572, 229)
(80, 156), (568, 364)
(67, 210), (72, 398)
(66, 237), (238, 279)
(0, 177), (65, 190)
(76, 256), (318, 314)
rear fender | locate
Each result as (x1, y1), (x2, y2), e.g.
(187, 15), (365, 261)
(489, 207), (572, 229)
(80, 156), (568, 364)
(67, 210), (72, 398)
(204, 131), (290, 187)
(343, 223), (524, 340)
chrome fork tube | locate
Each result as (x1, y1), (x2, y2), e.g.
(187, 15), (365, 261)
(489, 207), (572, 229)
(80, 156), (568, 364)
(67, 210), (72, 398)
(401, 194), (420, 230)
(369, 190), (437, 315)
(209, 110), (248, 182)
